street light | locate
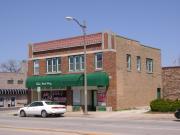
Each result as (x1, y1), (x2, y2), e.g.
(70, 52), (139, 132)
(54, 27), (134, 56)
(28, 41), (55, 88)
(65, 16), (88, 115)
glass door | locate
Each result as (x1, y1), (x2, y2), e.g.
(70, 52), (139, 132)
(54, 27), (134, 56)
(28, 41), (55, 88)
(11, 97), (16, 107)
(0, 97), (4, 107)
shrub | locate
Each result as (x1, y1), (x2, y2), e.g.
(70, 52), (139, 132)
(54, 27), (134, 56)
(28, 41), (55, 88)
(150, 99), (180, 112)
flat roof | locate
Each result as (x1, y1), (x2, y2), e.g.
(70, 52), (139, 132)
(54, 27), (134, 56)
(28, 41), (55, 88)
(162, 66), (180, 69)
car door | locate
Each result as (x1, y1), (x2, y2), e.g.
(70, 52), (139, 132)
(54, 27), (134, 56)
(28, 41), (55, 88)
(33, 101), (44, 115)
(25, 102), (38, 115)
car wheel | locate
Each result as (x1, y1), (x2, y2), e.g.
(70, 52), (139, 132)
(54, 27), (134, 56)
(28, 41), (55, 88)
(41, 110), (47, 118)
(175, 111), (180, 119)
(20, 110), (26, 117)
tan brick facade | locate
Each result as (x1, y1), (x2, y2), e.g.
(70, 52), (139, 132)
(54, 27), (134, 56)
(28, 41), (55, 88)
(162, 66), (180, 100)
(115, 36), (162, 109)
(27, 32), (161, 110)
(0, 71), (27, 108)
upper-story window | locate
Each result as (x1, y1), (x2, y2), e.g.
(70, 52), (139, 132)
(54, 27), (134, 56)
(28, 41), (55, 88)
(17, 80), (23, 84)
(95, 53), (103, 69)
(69, 55), (84, 72)
(146, 58), (153, 73)
(33, 60), (39, 75)
(46, 57), (61, 73)
(7, 79), (14, 84)
(137, 56), (141, 71)
(127, 54), (131, 71)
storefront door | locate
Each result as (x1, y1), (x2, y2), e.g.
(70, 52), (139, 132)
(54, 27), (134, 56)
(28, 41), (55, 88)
(0, 97), (4, 107)
(11, 97), (15, 107)
(91, 90), (97, 111)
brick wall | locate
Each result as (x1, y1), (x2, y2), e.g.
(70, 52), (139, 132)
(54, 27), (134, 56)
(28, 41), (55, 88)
(115, 36), (162, 109)
(0, 72), (27, 89)
(27, 32), (162, 110)
(162, 67), (180, 100)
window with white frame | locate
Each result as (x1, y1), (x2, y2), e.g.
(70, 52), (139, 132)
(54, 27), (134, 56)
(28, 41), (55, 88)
(69, 56), (74, 71)
(33, 60), (39, 75)
(146, 58), (153, 73)
(95, 53), (103, 69)
(46, 57), (61, 73)
(127, 54), (131, 71)
(137, 56), (141, 71)
(69, 55), (84, 72)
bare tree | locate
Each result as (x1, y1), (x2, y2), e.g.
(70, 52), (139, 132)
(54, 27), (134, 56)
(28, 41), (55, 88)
(0, 60), (21, 73)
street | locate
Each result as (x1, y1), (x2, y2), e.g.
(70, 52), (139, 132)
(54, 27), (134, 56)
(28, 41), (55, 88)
(0, 110), (180, 135)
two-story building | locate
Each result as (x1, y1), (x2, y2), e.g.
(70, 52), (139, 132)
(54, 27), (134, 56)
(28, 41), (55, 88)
(0, 61), (27, 108)
(26, 32), (162, 111)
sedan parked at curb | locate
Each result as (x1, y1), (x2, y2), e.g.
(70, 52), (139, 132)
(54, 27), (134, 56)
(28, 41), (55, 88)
(19, 101), (66, 118)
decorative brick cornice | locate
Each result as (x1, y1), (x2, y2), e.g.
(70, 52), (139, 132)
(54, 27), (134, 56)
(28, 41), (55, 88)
(33, 33), (102, 52)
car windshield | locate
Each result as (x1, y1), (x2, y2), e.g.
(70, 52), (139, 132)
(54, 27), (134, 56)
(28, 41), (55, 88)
(45, 101), (60, 105)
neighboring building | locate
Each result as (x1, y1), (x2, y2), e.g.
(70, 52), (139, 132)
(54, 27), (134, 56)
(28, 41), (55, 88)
(0, 61), (27, 108)
(26, 32), (162, 111)
(162, 66), (180, 100)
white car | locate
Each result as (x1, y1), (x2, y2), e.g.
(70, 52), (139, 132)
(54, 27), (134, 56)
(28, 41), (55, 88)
(19, 101), (66, 118)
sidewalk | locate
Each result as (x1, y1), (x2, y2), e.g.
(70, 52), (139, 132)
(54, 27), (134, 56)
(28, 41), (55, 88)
(1, 108), (175, 120)
(64, 108), (174, 120)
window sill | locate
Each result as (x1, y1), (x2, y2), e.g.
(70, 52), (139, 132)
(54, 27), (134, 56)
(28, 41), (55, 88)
(33, 73), (39, 76)
(68, 71), (84, 74)
(147, 72), (153, 74)
(46, 72), (62, 75)
(95, 68), (103, 71)
(127, 69), (131, 72)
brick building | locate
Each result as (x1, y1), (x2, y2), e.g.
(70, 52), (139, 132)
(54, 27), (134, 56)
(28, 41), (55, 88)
(26, 32), (162, 111)
(0, 72), (27, 108)
(162, 66), (180, 100)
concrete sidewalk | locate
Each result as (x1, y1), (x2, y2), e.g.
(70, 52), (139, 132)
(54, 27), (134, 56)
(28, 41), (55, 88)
(64, 109), (174, 120)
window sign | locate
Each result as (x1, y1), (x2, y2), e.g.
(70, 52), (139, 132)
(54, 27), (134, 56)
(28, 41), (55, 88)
(97, 89), (106, 106)
(41, 91), (67, 105)
(37, 87), (41, 93)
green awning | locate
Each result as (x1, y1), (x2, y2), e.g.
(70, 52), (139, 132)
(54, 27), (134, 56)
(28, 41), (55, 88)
(26, 72), (109, 89)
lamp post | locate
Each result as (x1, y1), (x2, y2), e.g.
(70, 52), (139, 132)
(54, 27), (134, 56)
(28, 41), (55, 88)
(65, 16), (88, 115)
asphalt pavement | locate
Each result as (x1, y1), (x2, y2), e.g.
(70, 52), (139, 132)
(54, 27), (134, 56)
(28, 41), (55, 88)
(0, 108), (178, 135)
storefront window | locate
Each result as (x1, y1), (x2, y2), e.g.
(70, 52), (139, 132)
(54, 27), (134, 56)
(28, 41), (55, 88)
(41, 91), (66, 105)
(73, 89), (81, 105)
(97, 89), (106, 106)
(11, 97), (15, 107)
(0, 97), (4, 107)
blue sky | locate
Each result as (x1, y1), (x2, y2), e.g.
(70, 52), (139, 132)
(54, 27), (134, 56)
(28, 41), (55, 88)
(0, 0), (179, 66)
